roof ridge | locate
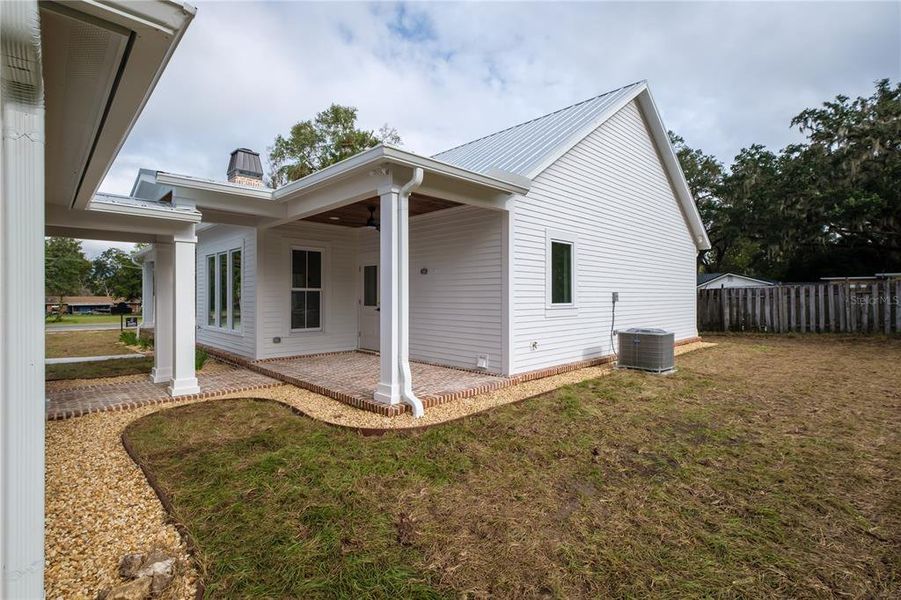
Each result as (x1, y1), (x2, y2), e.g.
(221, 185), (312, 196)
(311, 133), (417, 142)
(433, 80), (646, 157)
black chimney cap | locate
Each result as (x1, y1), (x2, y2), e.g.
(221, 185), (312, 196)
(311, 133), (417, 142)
(227, 148), (263, 180)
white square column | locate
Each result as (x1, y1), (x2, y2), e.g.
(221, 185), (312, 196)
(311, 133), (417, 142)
(1, 1), (45, 593)
(141, 259), (155, 327)
(168, 228), (200, 396)
(374, 187), (401, 405)
(151, 243), (173, 383)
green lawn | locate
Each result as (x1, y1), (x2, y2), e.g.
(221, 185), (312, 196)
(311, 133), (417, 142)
(45, 330), (134, 358)
(45, 314), (131, 326)
(125, 335), (901, 599)
(46, 357), (154, 381)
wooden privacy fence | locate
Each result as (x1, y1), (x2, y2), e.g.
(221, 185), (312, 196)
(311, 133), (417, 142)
(698, 281), (901, 334)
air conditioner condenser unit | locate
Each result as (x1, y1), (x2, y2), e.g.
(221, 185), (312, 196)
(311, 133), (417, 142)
(616, 328), (675, 373)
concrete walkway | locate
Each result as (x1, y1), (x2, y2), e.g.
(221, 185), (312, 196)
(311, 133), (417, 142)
(46, 354), (145, 365)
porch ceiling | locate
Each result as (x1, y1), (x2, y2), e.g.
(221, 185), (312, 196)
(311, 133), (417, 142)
(302, 193), (461, 228)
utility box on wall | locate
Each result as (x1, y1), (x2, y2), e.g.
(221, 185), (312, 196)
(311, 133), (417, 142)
(617, 328), (675, 373)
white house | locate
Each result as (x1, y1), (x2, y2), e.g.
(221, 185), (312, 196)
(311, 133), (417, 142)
(2, 1), (708, 591)
(697, 272), (777, 289)
(132, 80), (710, 417)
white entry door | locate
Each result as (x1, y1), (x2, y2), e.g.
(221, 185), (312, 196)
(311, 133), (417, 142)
(359, 262), (379, 350)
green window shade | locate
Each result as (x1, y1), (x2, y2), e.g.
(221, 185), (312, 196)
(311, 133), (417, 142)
(551, 241), (572, 304)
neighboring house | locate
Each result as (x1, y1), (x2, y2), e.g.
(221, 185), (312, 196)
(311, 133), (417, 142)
(44, 295), (140, 315)
(697, 272), (777, 289)
(132, 79), (710, 415)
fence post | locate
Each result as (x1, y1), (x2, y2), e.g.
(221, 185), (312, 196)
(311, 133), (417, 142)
(808, 285), (816, 332)
(779, 288), (791, 333)
(828, 284), (836, 332)
(849, 285), (857, 332)
(722, 288), (729, 331)
(818, 285), (825, 333)
(896, 281), (901, 334)
(788, 287), (794, 331)
(800, 286), (807, 333)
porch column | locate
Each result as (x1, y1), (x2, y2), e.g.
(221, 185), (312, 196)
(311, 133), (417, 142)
(141, 259), (155, 327)
(168, 227), (200, 396)
(151, 243), (173, 383)
(1, 1), (45, 593)
(374, 187), (401, 405)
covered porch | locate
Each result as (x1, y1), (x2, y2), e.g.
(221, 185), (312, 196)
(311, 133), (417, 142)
(160, 145), (531, 417)
(248, 351), (512, 416)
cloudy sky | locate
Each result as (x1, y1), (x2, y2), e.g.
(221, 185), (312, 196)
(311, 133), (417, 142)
(88, 0), (898, 256)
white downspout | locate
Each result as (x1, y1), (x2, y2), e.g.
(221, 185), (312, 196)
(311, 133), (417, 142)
(398, 167), (424, 417)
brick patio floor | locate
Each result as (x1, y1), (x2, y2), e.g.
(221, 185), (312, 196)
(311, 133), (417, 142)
(249, 352), (512, 416)
(46, 367), (280, 420)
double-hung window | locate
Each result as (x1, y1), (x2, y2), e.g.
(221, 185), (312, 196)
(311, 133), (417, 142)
(291, 249), (322, 330)
(206, 248), (242, 329)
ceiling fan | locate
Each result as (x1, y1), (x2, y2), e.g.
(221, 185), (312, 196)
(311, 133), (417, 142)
(365, 205), (379, 231)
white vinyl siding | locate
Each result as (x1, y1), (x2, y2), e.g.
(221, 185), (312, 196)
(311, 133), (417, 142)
(196, 226), (256, 358)
(359, 205), (504, 373)
(511, 99), (698, 374)
(257, 221), (357, 359)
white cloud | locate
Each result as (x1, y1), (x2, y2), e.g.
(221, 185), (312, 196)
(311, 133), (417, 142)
(101, 0), (899, 196)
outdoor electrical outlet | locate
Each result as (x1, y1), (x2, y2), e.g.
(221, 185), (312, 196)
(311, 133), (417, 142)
(612, 291), (619, 303)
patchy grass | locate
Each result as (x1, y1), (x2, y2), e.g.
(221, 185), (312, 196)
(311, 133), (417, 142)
(46, 357), (154, 381)
(125, 335), (901, 599)
(46, 330), (134, 358)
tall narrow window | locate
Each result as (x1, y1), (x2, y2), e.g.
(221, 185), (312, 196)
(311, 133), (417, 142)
(291, 249), (322, 330)
(363, 265), (378, 307)
(218, 252), (228, 326)
(206, 248), (242, 330)
(551, 240), (573, 304)
(231, 249), (241, 329)
(207, 255), (216, 325)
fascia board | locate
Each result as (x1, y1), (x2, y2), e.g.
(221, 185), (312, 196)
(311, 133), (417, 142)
(89, 195), (202, 222)
(636, 87), (711, 251)
(155, 172), (275, 200)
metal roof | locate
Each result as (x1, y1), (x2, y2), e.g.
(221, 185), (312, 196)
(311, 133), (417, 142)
(433, 81), (645, 177)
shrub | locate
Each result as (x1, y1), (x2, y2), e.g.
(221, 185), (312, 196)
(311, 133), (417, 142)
(195, 347), (209, 371)
(138, 335), (153, 350)
(119, 330), (138, 346)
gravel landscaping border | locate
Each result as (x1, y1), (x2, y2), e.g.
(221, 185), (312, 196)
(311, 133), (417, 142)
(46, 341), (715, 597)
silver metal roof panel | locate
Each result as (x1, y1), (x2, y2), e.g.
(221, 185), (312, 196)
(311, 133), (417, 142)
(433, 81), (644, 177)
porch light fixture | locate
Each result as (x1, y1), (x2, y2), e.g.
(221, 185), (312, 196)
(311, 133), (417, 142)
(365, 205), (379, 231)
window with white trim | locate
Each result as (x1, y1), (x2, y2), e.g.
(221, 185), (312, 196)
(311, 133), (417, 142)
(206, 249), (242, 329)
(291, 249), (322, 330)
(548, 239), (575, 306)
